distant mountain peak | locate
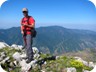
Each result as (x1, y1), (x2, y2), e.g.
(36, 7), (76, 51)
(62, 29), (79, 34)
(0, 26), (96, 54)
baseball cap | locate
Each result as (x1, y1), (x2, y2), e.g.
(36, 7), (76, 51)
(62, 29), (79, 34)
(22, 8), (28, 12)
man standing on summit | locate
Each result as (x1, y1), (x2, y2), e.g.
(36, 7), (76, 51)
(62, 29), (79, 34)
(21, 8), (35, 63)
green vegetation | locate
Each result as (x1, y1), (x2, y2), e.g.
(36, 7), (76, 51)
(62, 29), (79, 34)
(0, 47), (94, 72)
(0, 47), (21, 57)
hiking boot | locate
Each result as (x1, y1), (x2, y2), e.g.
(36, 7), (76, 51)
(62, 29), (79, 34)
(22, 46), (26, 49)
(26, 59), (34, 63)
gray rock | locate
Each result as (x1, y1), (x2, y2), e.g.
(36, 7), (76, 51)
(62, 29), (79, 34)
(32, 47), (39, 54)
(19, 59), (31, 72)
(1, 57), (10, 64)
(11, 44), (23, 50)
(0, 42), (9, 49)
(67, 67), (76, 72)
(33, 53), (40, 59)
(89, 62), (95, 68)
(13, 61), (18, 66)
(83, 70), (90, 72)
(1, 52), (6, 58)
(20, 53), (27, 59)
(29, 59), (37, 68)
(56, 56), (60, 60)
(0, 65), (7, 72)
(13, 52), (22, 62)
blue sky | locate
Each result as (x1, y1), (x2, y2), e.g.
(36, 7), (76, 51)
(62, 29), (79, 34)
(0, 0), (96, 31)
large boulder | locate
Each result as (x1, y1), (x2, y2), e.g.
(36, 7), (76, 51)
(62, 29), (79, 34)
(19, 59), (31, 72)
(15, 58), (37, 72)
(0, 42), (9, 49)
(12, 52), (22, 62)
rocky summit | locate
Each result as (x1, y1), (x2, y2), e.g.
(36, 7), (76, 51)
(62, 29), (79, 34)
(0, 42), (96, 72)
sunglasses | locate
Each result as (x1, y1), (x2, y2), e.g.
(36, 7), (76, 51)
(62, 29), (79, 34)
(22, 11), (28, 13)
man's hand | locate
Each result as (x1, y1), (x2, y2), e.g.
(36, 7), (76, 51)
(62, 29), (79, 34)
(22, 24), (30, 27)
(23, 24), (28, 26)
(21, 24), (27, 26)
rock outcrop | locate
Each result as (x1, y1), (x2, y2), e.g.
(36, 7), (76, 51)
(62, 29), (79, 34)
(0, 42), (96, 72)
(0, 42), (9, 49)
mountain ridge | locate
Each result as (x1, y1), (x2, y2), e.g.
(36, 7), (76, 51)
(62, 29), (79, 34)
(0, 26), (96, 54)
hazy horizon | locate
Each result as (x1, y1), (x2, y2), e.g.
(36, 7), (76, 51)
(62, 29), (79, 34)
(0, 24), (96, 32)
(0, 0), (96, 31)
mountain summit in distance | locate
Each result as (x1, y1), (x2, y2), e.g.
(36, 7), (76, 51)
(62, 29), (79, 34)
(0, 26), (96, 54)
